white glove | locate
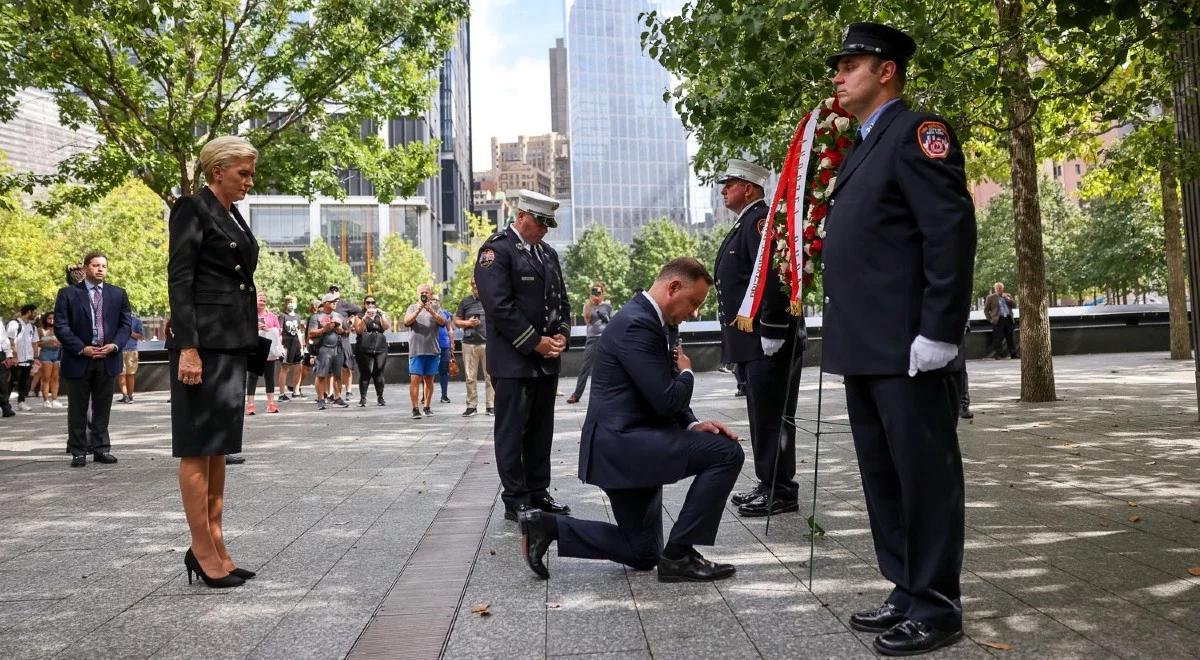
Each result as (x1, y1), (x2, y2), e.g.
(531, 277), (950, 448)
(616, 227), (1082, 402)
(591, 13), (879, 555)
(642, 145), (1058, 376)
(908, 335), (958, 377)
(761, 337), (784, 357)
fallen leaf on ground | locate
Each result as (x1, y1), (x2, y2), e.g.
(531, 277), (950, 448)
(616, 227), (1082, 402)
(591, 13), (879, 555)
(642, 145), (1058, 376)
(1128, 501), (1138, 507)
(980, 640), (1012, 651)
(1071, 464), (1085, 469)
(470, 603), (491, 616)
(489, 549), (496, 555)
(1062, 442), (1079, 448)
(1128, 515), (1141, 523)
(1187, 567), (1200, 577)
(546, 602), (561, 609)
(1147, 461), (1157, 465)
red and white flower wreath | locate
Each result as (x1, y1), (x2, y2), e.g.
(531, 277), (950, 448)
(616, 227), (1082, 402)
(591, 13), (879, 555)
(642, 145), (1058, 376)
(733, 97), (857, 330)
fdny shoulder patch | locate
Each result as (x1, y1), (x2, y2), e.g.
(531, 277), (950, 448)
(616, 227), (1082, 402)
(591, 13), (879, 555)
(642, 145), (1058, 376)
(478, 248), (496, 268)
(917, 121), (950, 160)
(756, 217), (767, 236)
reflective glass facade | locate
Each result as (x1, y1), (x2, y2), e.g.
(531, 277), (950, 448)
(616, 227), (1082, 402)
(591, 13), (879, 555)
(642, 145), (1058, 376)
(320, 206), (379, 279)
(248, 205), (310, 249)
(566, 0), (690, 243)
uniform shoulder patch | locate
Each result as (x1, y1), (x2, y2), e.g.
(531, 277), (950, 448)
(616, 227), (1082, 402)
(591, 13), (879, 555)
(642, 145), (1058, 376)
(478, 248), (496, 268)
(756, 217), (768, 236)
(916, 121), (950, 160)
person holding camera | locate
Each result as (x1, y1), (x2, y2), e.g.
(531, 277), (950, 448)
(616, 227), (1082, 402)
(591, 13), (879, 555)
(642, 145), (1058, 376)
(403, 283), (445, 419)
(307, 293), (350, 410)
(566, 281), (612, 404)
(454, 279), (494, 417)
(354, 295), (390, 407)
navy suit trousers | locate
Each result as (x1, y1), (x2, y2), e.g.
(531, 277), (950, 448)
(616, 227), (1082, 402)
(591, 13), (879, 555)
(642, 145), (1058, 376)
(844, 373), (965, 631)
(66, 360), (115, 457)
(557, 430), (744, 570)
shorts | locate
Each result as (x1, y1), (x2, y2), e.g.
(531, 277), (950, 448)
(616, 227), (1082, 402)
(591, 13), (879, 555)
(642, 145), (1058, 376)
(121, 351), (139, 375)
(314, 346), (344, 377)
(281, 338), (303, 364)
(408, 354), (439, 376)
(39, 347), (61, 362)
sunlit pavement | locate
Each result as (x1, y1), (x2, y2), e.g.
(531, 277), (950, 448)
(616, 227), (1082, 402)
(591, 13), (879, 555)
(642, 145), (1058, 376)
(1, 352), (1198, 658)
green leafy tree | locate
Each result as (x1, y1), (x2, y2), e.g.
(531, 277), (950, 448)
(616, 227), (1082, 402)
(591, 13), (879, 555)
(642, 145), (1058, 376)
(628, 219), (696, 294)
(443, 212), (496, 309)
(563, 225), (631, 312)
(252, 243), (299, 311)
(290, 239), (362, 309)
(0, 0), (467, 210)
(51, 179), (170, 315)
(371, 234), (435, 315)
(0, 191), (58, 313)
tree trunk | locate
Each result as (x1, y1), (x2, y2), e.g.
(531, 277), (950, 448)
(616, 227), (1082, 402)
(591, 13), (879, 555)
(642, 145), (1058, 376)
(995, 0), (1055, 402)
(1174, 28), (1200, 416)
(1161, 100), (1191, 359)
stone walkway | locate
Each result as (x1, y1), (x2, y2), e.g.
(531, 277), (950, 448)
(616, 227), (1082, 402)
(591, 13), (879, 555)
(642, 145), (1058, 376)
(1, 352), (1198, 659)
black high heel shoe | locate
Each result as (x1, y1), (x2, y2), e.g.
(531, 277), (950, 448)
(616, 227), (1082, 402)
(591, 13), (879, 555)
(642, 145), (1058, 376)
(184, 549), (244, 588)
(229, 567), (256, 579)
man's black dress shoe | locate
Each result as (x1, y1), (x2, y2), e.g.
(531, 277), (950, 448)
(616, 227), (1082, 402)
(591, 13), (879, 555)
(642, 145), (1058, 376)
(657, 550), (736, 583)
(531, 495), (570, 515)
(225, 455), (245, 465)
(731, 484), (765, 507)
(518, 509), (553, 579)
(849, 602), (906, 633)
(873, 619), (963, 656)
(736, 493), (799, 517)
(70, 456), (86, 468)
(93, 452), (118, 464)
(504, 504), (532, 522)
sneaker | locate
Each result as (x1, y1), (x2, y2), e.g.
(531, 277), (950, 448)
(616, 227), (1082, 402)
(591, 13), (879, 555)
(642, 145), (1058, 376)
(266, 403), (279, 414)
(42, 400), (52, 409)
(294, 390), (306, 399)
(333, 398), (350, 408)
(358, 397), (367, 408)
(486, 408), (495, 416)
(245, 402), (256, 416)
(2, 408), (14, 418)
(278, 394), (291, 402)
(51, 400), (63, 408)
(377, 397), (386, 406)
(423, 407), (433, 416)
(17, 402), (32, 412)
(412, 407), (422, 419)
(126, 395), (134, 404)
(440, 396), (451, 404)
(118, 394), (129, 404)
(462, 407), (477, 417)
(316, 400), (326, 411)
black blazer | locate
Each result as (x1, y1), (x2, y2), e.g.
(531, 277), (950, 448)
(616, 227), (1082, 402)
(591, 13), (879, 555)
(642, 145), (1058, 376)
(578, 294), (700, 490)
(821, 100), (977, 376)
(167, 187), (260, 352)
(474, 227), (571, 378)
(53, 282), (132, 379)
(714, 199), (802, 364)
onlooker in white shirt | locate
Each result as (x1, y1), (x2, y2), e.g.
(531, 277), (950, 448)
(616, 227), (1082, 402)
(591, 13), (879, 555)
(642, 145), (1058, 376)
(6, 304), (39, 412)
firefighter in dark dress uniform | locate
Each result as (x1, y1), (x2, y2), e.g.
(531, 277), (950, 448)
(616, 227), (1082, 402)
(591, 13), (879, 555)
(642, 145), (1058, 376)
(474, 189), (573, 522)
(822, 23), (977, 656)
(713, 159), (804, 518)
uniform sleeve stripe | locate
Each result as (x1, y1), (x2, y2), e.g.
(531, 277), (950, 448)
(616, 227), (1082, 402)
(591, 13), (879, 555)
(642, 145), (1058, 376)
(513, 326), (535, 346)
(759, 320), (789, 328)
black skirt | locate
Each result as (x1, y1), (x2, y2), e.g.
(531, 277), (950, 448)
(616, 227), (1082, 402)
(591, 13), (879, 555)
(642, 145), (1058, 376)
(170, 348), (247, 457)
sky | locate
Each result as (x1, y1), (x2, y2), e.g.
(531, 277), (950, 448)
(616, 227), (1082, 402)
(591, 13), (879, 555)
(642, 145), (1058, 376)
(469, 0), (565, 171)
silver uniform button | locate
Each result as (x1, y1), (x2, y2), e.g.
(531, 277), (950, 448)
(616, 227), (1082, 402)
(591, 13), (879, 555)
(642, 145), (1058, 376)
(249, 286), (255, 292)
(239, 284), (246, 290)
(234, 264), (241, 271)
(230, 242), (237, 248)
(824, 296), (830, 304)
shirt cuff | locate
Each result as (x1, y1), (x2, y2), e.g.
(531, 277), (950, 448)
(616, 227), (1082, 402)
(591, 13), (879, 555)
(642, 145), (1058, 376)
(680, 368), (694, 377)
(687, 421), (700, 430)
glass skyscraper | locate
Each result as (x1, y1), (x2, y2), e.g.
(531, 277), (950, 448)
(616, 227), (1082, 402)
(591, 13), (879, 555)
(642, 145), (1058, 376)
(565, 0), (690, 243)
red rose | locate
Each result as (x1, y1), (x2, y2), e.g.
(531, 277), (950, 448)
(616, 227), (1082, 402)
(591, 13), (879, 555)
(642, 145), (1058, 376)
(818, 169), (833, 185)
(811, 204), (827, 221)
(811, 238), (823, 253)
(802, 271), (813, 286)
(803, 224), (817, 240)
(824, 150), (843, 167)
(836, 135), (852, 149)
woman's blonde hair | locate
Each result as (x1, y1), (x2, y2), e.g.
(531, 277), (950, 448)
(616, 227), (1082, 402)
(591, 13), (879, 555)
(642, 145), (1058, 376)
(199, 136), (259, 182)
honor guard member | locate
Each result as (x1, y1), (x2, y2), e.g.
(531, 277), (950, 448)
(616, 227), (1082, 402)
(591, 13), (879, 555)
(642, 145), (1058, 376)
(714, 159), (804, 518)
(823, 23), (976, 656)
(475, 189), (573, 522)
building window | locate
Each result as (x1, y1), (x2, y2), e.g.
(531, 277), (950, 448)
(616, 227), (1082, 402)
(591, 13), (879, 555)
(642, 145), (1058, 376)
(320, 205), (379, 278)
(389, 204), (423, 247)
(249, 205), (310, 249)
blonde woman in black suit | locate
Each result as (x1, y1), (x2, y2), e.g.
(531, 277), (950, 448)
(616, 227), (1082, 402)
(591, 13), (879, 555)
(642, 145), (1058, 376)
(168, 136), (261, 588)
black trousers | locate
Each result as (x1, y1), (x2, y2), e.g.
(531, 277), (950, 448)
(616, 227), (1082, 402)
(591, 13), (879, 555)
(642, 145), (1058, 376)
(739, 349), (802, 498)
(9, 364), (32, 403)
(66, 361), (115, 457)
(492, 375), (558, 509)
(557, 431), (744, 569)
(356, 351), (387, 398)
(843, 373), (964, 631)
(0, 361), (11, 413)
(990, 316), (1017, 357)
(570, 338), (600, 398)
(246, 361), (276, 395)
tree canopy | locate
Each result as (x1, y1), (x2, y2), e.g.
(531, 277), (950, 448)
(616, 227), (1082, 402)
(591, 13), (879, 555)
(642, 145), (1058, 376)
(563, 225), (632, 312)
(628, 219), (697, 294)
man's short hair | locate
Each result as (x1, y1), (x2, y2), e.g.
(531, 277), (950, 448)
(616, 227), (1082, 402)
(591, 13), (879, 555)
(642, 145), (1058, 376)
(656, 257), (714, 286)
(20, 303), (37, 315)
(868, 55), (907, 90)
(82, 250), (107, 266)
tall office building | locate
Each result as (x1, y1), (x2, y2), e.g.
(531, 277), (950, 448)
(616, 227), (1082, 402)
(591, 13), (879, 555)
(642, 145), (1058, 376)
(243, 20), (472, 282)
(565, 0), (690, 243)
(549, 38), (569, 135)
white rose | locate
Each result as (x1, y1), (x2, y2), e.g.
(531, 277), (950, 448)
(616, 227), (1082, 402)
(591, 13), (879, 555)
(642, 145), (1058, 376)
(823, 97), (835, 110)
(803, 259), (815, 273)
(820, 115), (835, 130)
(819, 157), (833, 169)
(818, 228), (826, 239)
(776, 238), (787, 251)
(825, 177), (837, 195)
(834, 116), (851, 132)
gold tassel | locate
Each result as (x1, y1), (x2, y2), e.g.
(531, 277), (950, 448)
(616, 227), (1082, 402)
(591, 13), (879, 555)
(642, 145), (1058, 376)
(789, 300), (803, 316)
(733, 316), (754, 332)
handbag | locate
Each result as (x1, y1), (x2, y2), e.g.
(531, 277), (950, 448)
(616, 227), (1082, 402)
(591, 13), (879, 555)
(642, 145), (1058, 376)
(448, 355), (460, 377)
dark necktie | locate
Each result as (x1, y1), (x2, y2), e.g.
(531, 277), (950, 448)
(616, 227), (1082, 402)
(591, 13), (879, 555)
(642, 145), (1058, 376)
(91, 286), (105, 346)
(854, 130), (864, 147)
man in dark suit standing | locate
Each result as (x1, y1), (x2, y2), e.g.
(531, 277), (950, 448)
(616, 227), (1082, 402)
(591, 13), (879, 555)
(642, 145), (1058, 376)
(54, 251), (133, 468)
(822, 23), (977, 656)
(475, 189), (572, 522)
(984, 282), (1018, 358)
(518, 258), (744, 583)
(714, 159), (804, 518)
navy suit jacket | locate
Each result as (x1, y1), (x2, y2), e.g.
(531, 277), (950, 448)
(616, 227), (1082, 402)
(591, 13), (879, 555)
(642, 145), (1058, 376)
(821, 100), (977, 375)
(578, 294), (701, 490)
(53, 282), (133, 379)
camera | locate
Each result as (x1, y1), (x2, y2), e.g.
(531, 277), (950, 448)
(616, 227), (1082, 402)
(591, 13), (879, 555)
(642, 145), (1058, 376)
(590, 288), (601, 297)
(420, 292), (429, 303)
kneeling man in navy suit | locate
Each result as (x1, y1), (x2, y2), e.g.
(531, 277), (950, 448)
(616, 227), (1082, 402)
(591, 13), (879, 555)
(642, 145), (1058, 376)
(520, 257), (744, 582)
